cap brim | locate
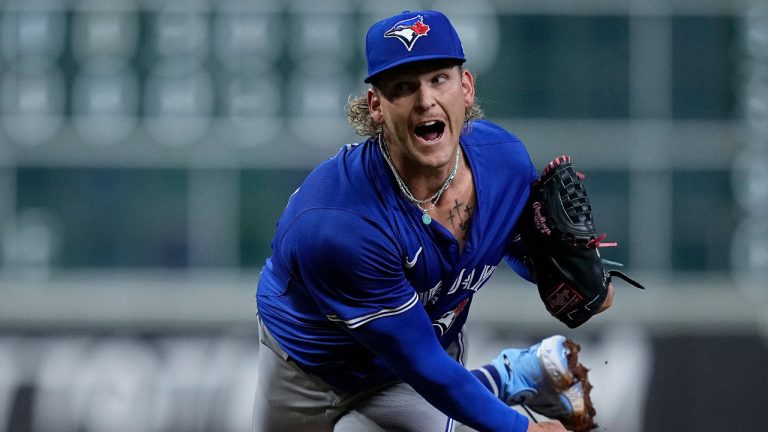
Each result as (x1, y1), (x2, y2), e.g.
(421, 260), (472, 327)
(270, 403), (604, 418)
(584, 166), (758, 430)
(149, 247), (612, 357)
(364, 55), (466, 83)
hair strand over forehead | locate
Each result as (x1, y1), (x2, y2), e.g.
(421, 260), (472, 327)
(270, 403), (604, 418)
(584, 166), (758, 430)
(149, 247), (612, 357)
(345, 67), (484, 138)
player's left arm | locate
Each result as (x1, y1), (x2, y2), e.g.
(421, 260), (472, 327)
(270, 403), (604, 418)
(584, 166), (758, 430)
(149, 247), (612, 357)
(504, 233), (535, 283)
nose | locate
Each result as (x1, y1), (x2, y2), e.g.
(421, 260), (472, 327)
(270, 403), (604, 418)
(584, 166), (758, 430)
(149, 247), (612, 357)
(414, 85), (436, 111)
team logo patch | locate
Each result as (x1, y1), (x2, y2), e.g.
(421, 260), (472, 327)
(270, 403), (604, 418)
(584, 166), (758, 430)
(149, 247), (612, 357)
(384, 15), (430, 51)
(433, 298), (469, 336)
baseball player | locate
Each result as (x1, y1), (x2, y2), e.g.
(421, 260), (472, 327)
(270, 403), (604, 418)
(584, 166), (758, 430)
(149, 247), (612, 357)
(253, 10), (613, 432)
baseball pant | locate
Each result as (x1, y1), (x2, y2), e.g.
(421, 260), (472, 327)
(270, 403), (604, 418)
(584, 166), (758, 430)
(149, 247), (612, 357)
(252, 316), (469, 432)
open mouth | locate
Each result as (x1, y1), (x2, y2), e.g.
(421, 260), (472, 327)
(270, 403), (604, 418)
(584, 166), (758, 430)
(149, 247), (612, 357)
(413, 120), (445, 142)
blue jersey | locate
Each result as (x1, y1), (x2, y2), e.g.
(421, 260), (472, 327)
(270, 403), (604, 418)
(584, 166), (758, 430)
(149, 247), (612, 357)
(257, 120), (537, 393)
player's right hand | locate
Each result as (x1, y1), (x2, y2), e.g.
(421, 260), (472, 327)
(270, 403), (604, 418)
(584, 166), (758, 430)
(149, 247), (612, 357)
(527, 420), (570, 431)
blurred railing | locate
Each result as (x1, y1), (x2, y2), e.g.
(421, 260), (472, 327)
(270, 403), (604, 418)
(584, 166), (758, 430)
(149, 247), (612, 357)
(0, 269), (765, 337)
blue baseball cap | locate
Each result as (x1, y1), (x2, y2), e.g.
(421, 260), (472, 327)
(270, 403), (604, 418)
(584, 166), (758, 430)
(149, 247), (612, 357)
(364, 10), (466, 83)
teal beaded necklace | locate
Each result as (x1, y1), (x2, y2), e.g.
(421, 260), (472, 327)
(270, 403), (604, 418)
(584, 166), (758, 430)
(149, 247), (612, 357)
(378, 134), (460, 225)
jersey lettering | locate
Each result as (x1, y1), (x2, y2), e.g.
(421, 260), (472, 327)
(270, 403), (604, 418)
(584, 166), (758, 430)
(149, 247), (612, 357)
(418, 281), (443, 306)
(468, 265), (497, 292)
(421, 265), (498, 306)
(447, 268), (465, 295)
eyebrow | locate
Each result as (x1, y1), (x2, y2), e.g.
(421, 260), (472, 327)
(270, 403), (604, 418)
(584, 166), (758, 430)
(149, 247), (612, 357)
(374, 63), (461, 86)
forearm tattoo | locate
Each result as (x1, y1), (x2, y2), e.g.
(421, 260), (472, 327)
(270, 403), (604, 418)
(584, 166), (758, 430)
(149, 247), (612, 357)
(448, 198), (474, 234)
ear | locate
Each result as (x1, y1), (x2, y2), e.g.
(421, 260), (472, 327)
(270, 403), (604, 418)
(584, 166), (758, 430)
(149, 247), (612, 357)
(367, 88), (384, 125)
(461, 69), (476, 109)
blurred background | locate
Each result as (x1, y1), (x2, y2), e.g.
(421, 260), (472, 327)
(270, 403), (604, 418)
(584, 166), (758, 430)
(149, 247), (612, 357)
(0, 0), (766, 431)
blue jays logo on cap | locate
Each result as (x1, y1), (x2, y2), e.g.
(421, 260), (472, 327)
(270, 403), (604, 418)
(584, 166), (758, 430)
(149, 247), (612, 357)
(364, 10), (466, 83)
(384, 15), (430, 51)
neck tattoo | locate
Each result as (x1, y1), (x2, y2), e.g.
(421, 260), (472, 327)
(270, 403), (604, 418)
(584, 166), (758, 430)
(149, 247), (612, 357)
(378, 133), (460, 225)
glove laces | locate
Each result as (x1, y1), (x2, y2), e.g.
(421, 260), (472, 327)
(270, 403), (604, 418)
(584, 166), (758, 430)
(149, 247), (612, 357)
(586, 233), (617, 249)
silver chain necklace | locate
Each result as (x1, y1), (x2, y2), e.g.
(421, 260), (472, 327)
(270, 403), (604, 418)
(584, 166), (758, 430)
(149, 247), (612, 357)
(378, 133), (460, 225)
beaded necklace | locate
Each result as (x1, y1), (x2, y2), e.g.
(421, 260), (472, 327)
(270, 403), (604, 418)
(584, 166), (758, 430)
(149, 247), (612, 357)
(378, 133), (460, 225)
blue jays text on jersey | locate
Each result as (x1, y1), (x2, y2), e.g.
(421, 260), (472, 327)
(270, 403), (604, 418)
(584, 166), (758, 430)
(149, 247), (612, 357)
(257, 120), (538, 392)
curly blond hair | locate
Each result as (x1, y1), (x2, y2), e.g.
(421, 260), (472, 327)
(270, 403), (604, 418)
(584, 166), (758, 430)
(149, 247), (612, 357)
(345, 69), (484, 137)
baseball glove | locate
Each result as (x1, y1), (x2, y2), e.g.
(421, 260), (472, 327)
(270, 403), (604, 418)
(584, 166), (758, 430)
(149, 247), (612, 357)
(520, 155), (644, 328)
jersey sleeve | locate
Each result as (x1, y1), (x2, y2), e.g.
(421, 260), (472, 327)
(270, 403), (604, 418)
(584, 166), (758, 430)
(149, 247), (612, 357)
(505, 150), (538, 283)
(505, 233), (535, 283)
(279, 208), (417, 327)
(355, 299), (530, 432)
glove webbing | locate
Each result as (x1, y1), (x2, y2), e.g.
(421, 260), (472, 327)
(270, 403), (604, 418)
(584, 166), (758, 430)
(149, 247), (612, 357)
(560, 171), (591, 226)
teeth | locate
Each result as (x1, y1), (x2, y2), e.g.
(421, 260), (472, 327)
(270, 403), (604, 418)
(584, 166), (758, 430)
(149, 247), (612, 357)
(419, 121), (437, 127)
